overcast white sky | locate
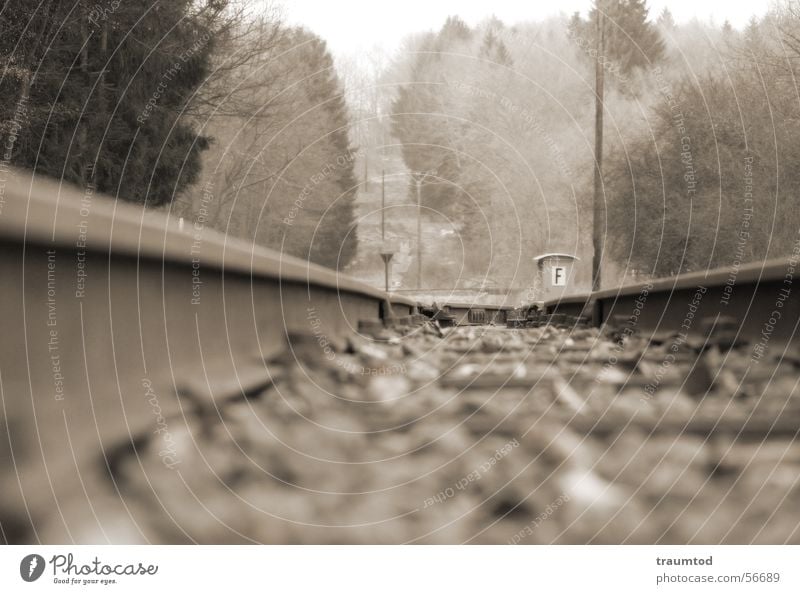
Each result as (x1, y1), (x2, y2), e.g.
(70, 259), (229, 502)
(278, 0), (774, 57)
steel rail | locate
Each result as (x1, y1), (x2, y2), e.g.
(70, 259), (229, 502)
(0, 169), (417, 542)
(542, 258), (800, 342)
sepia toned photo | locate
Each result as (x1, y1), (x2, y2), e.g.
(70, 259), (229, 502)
(1, 0), (799, 560)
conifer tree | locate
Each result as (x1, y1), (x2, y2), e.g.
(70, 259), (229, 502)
(571, 0), (665, 80)
(0, 0), (226, 205)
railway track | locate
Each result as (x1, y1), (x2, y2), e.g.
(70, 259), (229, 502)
(1, 170), (799, 544)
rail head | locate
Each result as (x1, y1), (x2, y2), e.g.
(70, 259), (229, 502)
(591, 258), (794, 301)
(0, 167), (417, 308)
(540, 257), (799, 339)
(542, 258), (795, 311)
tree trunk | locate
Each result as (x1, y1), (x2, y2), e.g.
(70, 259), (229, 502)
(592, 8), (606, 292)
(416, 177), (422, 289)
(78, 2), (90, 182)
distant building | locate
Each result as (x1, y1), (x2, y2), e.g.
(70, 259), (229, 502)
(532, 253), (579, 302)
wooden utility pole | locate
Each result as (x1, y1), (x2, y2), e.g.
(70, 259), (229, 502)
(415, 175), (423, 289)
(381, 170), (385, 240)
(411, 169), (438, 289)
(379, 170), (395, 292)
(592, 6), (606, 292)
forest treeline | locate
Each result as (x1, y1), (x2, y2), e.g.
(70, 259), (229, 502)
(4, 0), (800, 281)
(385, 1), (800, 285)
(0, 0), (358, 269)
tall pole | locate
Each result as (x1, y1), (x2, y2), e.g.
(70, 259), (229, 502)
(416, 176), (422, 289)
(380, 171), (393, 292)
(381, 170), (385, 241)
(592, 6), (606, 292)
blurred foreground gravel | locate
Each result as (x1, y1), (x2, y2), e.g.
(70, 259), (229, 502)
(95, 319), (800, 543)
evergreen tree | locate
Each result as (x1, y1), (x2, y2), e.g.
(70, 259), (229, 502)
(0, 0), (225, 206)
(657, 7), (676, 30)
(568, 12), (584, 39)
(722, 20), (734, 36)
(744, 16), (764, 50)
(480, 29), (498, 58)
(480, 30), (513, 66)
(573, 0), (665, 82)
(440, 16), (472, 42)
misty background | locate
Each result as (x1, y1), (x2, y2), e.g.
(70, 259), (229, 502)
(2, 0), (794, 303)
